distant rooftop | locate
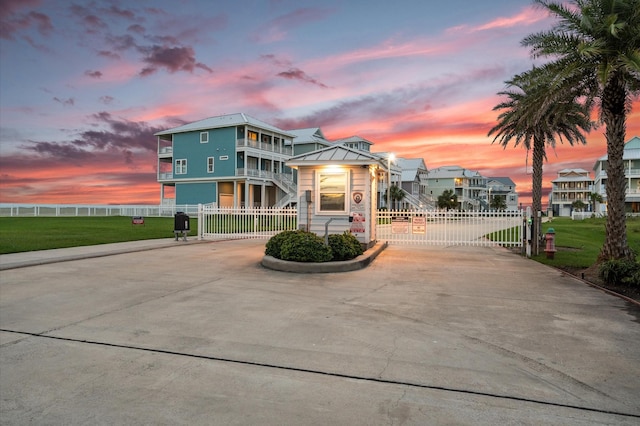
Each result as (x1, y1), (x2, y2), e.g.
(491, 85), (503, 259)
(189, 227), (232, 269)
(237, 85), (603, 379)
(155, 113), (296, 137)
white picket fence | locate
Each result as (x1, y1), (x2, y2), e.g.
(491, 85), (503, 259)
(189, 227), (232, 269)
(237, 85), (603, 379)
(198, 205), (298, 240)
(376, 209), (524, 247)
(0, 203), (200, 217)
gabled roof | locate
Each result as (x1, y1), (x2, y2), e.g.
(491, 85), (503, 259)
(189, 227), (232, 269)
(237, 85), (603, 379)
(154, 113), (296, 137)
(286, 145), (388, 169)
(333, 135), (375, 146)
(428, 165), (483, 179)
(287, 127), (332, 146)
(397, 158), (428, 181)
(557, 168), (590, 176)
(487, 177), (516, 187)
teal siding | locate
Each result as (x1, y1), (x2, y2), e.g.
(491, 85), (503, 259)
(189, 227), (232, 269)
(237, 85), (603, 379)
(173, 127), (236, 179)
(176, 182), (217, 204)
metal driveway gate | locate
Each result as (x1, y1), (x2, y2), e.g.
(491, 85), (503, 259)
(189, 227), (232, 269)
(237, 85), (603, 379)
(376, 209), (524, 247)
(198, 205), (297, 240)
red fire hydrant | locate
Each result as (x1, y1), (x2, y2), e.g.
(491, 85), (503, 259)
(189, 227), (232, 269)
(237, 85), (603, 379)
(544, 228), (556, 259)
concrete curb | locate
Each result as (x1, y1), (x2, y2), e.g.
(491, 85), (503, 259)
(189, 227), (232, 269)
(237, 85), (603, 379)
(261, 241), (388, 273)
(0, 239), (207, 271)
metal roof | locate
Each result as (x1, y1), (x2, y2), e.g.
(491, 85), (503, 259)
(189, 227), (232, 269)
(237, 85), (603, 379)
(593, 136), (640, 162)
(397, 158), (428, 181)
(287, 128), (332, 146)
(333, 135), (375, 145)
(487, 177), (516, 186)
(428, 165), (483, 179)
(286, 145), (388, 169)
(154, 113), (296, 137)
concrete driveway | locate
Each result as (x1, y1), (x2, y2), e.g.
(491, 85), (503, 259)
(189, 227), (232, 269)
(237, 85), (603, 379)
(1, 239), (639, 425)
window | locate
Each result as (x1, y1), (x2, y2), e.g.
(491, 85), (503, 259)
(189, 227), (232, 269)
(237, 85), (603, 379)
(317, 171), (347, 213)
(200, 132), (208, 143)
(207, 157), (214, 173)
(175, 159), (187, 175)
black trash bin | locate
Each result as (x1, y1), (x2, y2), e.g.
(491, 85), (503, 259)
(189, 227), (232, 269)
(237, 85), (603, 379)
(174, 212), (190, 241)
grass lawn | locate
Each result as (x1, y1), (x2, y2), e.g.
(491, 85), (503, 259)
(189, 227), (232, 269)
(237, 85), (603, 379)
(0, 216), (197, 254)
(534, 216), (640, 268)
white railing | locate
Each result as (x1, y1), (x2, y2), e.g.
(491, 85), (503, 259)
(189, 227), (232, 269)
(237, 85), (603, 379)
(376, 209), (523, 247)
(0, 203), (201, 217)
(236, 138), (293, 155)
(198, 205), (297, 240)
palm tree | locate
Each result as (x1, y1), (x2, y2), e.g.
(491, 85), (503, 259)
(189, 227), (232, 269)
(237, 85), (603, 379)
(389, 185), (406, 210)
(572, 199), (587, 212)
(488, 65), (592, 255)
(522, 0), (640, 261)
(437, 189), (458, 210)
(589, 192), (604, 214)
(490, 195), (508, 211)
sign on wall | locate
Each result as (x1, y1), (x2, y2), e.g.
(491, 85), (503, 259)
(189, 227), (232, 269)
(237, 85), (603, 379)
(351, 191), (364, 212)
(350, 212), (366, 233)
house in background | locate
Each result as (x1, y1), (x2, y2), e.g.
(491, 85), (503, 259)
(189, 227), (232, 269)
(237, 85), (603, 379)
(486, 177), (519, 211)
(396, 158), (431, 209)
(155, 112), (521, 211)
(155, 113), (295, 208)
(592, 136), (640, 215)
(334, 135), (374, 152)
(548, 169), (594, 217)
(424, 166), (488, 210)
(288, 128), (333, 155)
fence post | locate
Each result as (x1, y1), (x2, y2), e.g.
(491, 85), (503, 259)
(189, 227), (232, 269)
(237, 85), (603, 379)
(198, 204), (203, 240)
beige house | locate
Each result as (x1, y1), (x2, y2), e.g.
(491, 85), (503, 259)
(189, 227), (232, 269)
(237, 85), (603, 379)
(286, 145), (389, 248)
(549, 169), (594, 217)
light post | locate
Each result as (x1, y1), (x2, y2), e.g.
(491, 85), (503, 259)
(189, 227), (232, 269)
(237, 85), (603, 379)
(387, 153), (395, 210)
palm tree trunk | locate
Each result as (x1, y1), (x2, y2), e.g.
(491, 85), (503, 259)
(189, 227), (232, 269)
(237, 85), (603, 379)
(599, 74), (632, 261)
(531, 134), (544, 256)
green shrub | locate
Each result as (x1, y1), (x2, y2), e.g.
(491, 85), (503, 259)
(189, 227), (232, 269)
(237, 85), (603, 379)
(279, 230), (333, 262)
(328, 232), (363, 261)
(599, 259), (640, 286)
(265, 230), (299, 258)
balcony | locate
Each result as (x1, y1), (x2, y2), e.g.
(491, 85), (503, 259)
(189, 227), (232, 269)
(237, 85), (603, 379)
(158, 172), (173, 180)
(237, 138), (292, 155)
(158, 146), (173, 157)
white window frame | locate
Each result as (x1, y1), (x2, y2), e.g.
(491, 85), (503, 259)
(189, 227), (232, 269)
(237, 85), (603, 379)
(200, 132), (209, 143)
(175, 159), (187, 175)
(207, 157), (214, 173)
(316, 170), (348, 214)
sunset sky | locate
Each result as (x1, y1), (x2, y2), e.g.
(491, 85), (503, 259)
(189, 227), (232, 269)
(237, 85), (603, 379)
(1, 0), (639, 207)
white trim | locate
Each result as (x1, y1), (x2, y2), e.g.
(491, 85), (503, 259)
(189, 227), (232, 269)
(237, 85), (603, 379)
(175, 159), (187, 175)
(200, 132), (209, 143)
(315, 170), (349, 215)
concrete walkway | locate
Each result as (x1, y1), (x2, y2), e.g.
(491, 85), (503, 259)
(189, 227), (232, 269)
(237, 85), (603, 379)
(1, 239), (639, 425)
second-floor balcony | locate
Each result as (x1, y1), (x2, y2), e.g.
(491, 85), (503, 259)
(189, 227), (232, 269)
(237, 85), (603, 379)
(158, 146), (173, 156)
(237, 138), (292, 155)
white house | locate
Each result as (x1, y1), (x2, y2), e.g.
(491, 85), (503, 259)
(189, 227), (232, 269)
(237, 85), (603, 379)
(592, 136), (640, 215)
(549, 169), (594, 217)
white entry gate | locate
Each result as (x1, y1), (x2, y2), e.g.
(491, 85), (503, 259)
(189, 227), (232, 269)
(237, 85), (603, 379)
(376, 209), (524, 247)
(198, 205), (297, 240)
(197, 205), (523, 248)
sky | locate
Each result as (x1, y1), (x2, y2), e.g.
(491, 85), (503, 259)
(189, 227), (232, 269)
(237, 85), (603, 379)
(1, 0), (639, 207)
